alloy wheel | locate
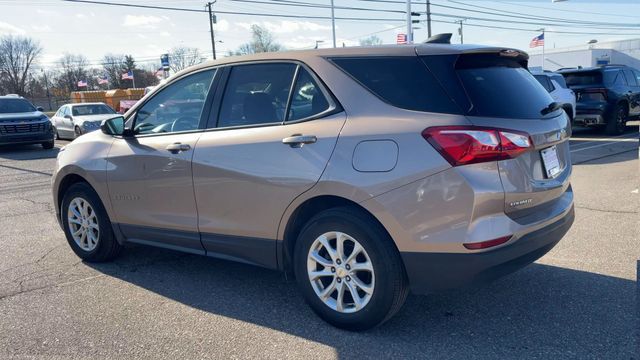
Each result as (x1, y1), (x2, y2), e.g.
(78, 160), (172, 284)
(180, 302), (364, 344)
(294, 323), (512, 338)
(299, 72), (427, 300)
(67, 197), (100, 252)
(307, 231), (375, 313)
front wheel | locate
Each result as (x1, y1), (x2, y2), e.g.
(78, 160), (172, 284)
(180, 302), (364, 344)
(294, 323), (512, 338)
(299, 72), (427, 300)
(42, 140), (54, 149)
(294, 207), (408, 331)
(61, 182), (123, 262)
(74, 126), (82, 139)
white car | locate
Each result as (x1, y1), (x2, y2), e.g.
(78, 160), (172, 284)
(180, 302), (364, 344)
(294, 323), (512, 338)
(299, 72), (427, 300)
(533, 72), (576, 121)
(51, 103), (117, 140)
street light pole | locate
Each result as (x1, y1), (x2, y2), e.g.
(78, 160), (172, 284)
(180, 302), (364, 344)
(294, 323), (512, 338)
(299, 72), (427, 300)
(330, 0), (336, 48)
(457, 19), (465, 44)
(207, 1), (217, 60)
(41, 69), (52, 111)
(406, 0), (412, 43)
(426, 0), (432, 38)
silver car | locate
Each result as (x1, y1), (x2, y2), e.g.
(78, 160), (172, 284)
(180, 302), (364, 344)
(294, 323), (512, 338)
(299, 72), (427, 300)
(52, 45), (574, 330)
(51, 102), (117, 139)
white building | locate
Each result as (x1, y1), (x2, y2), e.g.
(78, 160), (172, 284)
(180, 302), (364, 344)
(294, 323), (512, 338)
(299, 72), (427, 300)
(528, 38), (640, 71)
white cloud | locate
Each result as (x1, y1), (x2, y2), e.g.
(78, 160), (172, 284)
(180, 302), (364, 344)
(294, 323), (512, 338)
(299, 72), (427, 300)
(0, 21), (25, 35)
(213, 19), (230, 32)
(160, 31), (171, 37)
(75, 13), (86, 19)
(283, 35), (328, 49)
(32, 25), (52, 32)
(36, 9), (58, 16)
(122, 15), (164, 29)
(235, 21), (332, 34)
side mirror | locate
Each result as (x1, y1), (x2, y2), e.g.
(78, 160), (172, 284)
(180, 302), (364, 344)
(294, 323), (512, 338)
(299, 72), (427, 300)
(64, 114), (72, 120)
(36, 106), (44, 112)
(101, 116), (133, 137)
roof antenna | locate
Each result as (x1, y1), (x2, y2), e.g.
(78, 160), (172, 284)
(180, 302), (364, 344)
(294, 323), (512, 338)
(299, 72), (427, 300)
(424, 33), (452, 44)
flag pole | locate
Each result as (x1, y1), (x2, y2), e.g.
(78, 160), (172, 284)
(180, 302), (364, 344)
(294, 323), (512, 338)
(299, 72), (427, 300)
(542, 29), (545, 71)
(132, 72), (136, 89)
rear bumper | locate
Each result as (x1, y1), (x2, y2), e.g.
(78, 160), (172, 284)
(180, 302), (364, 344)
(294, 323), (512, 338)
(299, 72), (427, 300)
(574, 113), (605, 126)
(401, 205), (574, 294)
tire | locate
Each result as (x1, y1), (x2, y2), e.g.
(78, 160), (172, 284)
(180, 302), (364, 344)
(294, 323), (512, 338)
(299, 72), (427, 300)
(61, 182), (123, 262)
(42, 140), (54, 150)
(53, 126), (60, 140)
(605, 103), (627, 135)
(74, 126), (82, 139)
(293, 207), (408, 331)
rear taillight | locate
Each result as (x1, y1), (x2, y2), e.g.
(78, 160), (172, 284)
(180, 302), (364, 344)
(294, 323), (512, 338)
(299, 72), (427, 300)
(422, 126), (533, 166)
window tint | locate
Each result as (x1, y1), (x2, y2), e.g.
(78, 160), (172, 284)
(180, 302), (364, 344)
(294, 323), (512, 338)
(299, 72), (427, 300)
(330, 57), (461, 114)
(0, 99), (36, 114)
(533, 75), (552, 92)
(287, 68), (330, 122)
(134, 69), (215, 135)
(72, 104), (115, 116)
(551, 75), (568, 89)
(218, 63), (297, 128)
(605, 70), (624, 86)
(635, 70), (640, 85)
(456, 61), (555, 119)
(563, 71), (603, 86)
(623, 69), (637, 86)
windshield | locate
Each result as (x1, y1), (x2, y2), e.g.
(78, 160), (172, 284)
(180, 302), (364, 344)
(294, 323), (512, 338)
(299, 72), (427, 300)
(72, 104), (115, 116)
(0, 98), (37, 114)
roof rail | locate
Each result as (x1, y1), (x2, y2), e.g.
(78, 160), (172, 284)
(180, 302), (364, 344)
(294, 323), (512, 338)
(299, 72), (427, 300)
(424, 33), (452, 44)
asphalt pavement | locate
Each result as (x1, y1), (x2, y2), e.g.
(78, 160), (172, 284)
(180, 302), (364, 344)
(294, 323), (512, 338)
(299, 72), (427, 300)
(0, 124), (638, 359)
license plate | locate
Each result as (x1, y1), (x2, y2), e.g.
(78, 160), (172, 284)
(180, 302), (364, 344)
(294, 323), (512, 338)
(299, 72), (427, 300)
(541, 145), (561, 178)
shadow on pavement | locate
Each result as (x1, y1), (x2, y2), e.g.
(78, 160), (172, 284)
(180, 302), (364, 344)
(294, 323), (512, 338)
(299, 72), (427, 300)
(87, 245), (636, 358)
(0, 144), (61, 161)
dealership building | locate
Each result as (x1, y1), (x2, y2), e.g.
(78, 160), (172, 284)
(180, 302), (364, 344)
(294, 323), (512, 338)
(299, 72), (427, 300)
(528, 38), (640, 71)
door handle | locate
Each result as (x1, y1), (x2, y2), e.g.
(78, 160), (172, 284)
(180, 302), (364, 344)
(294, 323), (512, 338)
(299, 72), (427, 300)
(282, 134), (317, 148)
(166, 142), (191, 153)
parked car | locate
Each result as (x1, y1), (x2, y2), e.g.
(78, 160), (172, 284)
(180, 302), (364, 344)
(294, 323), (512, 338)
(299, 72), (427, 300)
(51, 102), (117, 140)
(0, 95), (54, 149)
(533, 71), (576, 121)
(558, 65), (640, 134)
(52, 45), (574, 330)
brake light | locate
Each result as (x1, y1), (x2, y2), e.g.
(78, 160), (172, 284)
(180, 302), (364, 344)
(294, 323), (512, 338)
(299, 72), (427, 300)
(422, 126), (532, 166)
(463, 236), (512, 250)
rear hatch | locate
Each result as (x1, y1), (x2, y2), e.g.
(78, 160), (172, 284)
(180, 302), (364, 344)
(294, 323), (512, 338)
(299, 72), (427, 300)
(420, 49), (572, 219)
(561, 70), (610, 107)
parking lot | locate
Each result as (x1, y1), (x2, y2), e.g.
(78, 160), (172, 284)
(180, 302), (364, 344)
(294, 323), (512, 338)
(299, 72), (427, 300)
(0, 125), (638, 359)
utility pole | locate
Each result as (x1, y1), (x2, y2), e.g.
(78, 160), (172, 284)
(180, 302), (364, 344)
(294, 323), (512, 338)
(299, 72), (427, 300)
(457, 19), (465, 44)
(406, 0), (412, 43)
(426, 0), (432, 38)
(207, 1), (217, 60)
(41, 69), (52, 111)
(330, 0), (336, 48)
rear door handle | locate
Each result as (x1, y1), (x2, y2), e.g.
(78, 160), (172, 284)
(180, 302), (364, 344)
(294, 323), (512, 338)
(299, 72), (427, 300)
(166, 142), (191, 153)
(282, 134), (317, 148)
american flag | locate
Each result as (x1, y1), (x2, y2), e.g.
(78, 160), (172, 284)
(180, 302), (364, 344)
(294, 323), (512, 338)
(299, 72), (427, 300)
(530, 33), (545, 48)
(396, 33), (407, 45)
(121, 70), (134, 80)
(97, 75), (108, 85)
(77, 80), (87, 87)
(154, 67), (164, 78)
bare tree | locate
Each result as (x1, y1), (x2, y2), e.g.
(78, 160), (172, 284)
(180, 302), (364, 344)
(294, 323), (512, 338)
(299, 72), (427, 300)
(234, 25), (283, 55)
(0, 35), (42, 95)
(102, 54), (127, 89)
(359, 35), (383, 46)
(55, 53), (89, 92)
(169, 46), (203, 73)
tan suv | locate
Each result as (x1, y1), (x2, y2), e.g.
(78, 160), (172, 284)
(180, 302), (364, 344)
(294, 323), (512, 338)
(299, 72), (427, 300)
(52, 45), (574, 330)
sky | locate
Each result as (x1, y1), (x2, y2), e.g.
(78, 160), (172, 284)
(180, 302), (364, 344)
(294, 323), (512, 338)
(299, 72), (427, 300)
(0, 0), (639, 70)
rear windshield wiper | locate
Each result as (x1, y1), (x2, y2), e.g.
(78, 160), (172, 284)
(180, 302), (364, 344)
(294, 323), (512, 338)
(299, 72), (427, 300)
(540, 102), (561, 116)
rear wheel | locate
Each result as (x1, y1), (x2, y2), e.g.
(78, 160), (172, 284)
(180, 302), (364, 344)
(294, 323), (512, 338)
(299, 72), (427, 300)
(61, 182), (122, 262)
(74, 126), (82, 139)
(53, 126), (60, 140)
(294, 207), (408, 331)
(605, 103), (627, 135)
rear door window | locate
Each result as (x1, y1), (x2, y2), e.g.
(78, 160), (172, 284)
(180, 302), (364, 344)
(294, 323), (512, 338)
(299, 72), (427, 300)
(218, 63), (297, 128)
(330, 56), (461, 114)
(551, 75), (568, 89)
(287, 68), (331, 122)
(454, 54), (555, 119)
(533, 75), (552, 92)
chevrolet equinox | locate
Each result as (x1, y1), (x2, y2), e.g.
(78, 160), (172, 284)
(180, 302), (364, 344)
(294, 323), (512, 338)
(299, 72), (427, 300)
(52, 44), (575, 330)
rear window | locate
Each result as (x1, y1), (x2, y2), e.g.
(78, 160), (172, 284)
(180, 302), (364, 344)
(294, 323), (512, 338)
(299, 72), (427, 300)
(0, 98), (36, 114)
(563, 71), (603, 86)
(454, 54), (555, 119)
(330, 57), (461, 114)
